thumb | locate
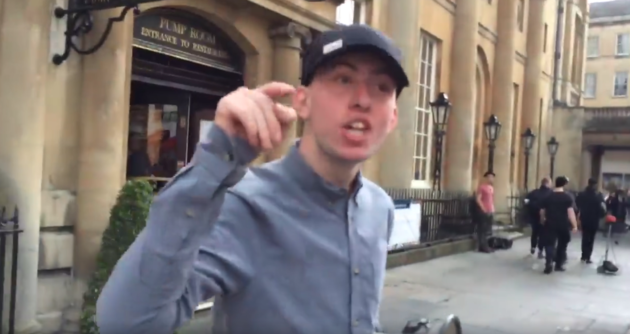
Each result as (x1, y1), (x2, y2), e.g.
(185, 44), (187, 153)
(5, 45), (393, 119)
(256, 82), (296, 99)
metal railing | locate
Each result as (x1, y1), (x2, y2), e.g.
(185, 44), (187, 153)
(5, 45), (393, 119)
(385, 188), (474, 252)
(584, 107), (630, 133)
(0, 207), (22, 334)
(506, 190), (527, 228)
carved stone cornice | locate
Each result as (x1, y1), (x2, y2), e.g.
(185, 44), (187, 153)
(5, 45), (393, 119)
(269, 22), (313, 44)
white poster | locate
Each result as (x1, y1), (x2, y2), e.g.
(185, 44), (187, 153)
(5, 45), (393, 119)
(388, 200), (421, 251)
(199, 120), (214, 143)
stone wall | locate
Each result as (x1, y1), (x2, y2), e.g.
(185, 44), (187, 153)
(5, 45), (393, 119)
(552, 106), (585, 191)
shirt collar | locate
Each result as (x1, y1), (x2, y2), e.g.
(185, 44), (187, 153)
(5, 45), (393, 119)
(280, 140), (363, 204)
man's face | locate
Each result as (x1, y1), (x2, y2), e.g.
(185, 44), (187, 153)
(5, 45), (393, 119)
(486, 174), (495, 185)
(293, 52), (398, 164)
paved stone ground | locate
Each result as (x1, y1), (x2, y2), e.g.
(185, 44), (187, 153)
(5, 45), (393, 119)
(182, 232), (630, 334)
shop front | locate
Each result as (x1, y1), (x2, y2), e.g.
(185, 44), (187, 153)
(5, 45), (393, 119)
(126, 8), (245, 184)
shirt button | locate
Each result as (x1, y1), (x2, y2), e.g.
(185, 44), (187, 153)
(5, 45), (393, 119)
(353, 320), (359, 327)
(185, 209), (195, 218)
(354, 268), (360, 275)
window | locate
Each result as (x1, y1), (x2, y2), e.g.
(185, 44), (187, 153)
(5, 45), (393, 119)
(335, 0), (355, 25)
(412, 34), (438, 186)
(517, 0), (525, 32)
(587, 36), (599, 58)
(584, 73), (597, 98)
(613, 71), (628, 97)
(543, 24), (548, 52)
(616, 33), (630, 56)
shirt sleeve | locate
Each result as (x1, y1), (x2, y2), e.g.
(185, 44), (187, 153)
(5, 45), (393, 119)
(96, 126), (259, 334)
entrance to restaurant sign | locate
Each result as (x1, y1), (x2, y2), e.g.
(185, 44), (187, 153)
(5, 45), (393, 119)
(127, 8), (244, 183)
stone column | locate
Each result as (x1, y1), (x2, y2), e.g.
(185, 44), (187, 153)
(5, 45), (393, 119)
(580, 148), (592, 188)
(266, 23), (310, 161)
(521, 0), (545, 190)
(444, 0), (478, 192)
(74, 10), (133, 283)
(377, 0), (420, 188)
(490, 0), (518, 215)
(0, 1), (49, 332)
(560, 2), (576, 101)
(591, 146), (604, 182)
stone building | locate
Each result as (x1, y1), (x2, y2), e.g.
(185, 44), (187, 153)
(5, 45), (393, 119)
(0, 0), (588, 333)
(574, 0), (630, 192)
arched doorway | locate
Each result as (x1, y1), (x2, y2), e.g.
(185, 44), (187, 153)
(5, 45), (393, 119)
(126, 8), (245, 182)
(472, 46), (491, 188)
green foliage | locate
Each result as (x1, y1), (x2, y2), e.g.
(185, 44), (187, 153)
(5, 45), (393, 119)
(80, 180), (155, 334)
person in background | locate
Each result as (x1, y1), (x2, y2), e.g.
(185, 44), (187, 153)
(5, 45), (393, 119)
(605, 189), (627, 236)
(475, 171), (495, 253)
(575, 178), (606, 264)
(525, 177), (552, 259)
(539, 176), (579, 274)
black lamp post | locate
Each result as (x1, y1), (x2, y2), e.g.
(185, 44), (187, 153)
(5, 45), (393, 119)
(430, 93), (451, 191)
(547, 136), (560, 179)
(483, 114), (501, 173)
(521, 128), (536, 191)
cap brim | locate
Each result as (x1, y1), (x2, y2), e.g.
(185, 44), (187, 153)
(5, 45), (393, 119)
(309, 44), (409, 95)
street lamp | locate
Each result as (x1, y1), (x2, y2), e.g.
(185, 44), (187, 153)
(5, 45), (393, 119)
(483, 114), (501, 173)
(547, 136), (560, 178)
(430, 92), (451, 191)
(521, 128), (536, 190)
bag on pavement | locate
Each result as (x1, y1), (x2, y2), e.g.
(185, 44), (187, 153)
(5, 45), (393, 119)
(487, 236), (513, 250)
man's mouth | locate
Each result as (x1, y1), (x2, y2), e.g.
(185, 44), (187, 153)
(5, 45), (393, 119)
(343, 121), (371, 136)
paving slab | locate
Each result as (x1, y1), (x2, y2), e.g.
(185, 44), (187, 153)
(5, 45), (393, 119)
(379, 232), (630, 334)
(182, 232), (630, 334)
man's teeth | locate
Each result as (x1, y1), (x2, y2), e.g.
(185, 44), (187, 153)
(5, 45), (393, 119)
(349, 122), (366, 130)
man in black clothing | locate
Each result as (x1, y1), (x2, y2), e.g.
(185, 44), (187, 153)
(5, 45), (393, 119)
(540, 176), (579, 274)
(525, 177), (552, 258)
(575, 178), (606, 264)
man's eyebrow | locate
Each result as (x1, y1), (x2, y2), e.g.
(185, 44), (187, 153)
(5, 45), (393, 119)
(327, 60), (357, 71)
(329, 61), (391, 76)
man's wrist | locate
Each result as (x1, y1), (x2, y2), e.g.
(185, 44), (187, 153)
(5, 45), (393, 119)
(201, 125), (257, 166)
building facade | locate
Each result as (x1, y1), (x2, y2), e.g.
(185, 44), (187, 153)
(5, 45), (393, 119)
(0, 0), (588, 333)
(576, 0), (630, 193)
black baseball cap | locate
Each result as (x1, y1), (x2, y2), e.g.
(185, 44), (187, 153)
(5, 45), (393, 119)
(301, 24), (410, 96)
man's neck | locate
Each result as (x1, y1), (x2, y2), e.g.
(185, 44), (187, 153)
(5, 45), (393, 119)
(298, 138), (361, 190)
(554, 187), (564, 192)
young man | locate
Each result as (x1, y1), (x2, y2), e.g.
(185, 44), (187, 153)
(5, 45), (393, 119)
(525, 177), (552, 258)
(475, 171), (495, 253)
(96, 25), (409, 334)
(575, 178), (606, 264)
(539, 176), (579, 274)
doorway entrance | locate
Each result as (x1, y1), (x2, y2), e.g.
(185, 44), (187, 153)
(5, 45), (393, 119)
(126, 8), (244, 182)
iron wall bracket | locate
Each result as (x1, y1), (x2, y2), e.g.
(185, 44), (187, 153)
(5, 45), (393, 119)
(52, 5), (141, 65)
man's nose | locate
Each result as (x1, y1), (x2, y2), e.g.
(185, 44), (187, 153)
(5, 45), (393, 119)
(351, 81), (371, 111)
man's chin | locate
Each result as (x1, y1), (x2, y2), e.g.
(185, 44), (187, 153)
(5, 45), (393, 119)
(334, 148), (375, 164)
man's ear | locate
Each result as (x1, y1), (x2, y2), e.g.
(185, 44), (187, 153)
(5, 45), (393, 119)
(292, 86), (310, 120)
(387, 106), (399, 133)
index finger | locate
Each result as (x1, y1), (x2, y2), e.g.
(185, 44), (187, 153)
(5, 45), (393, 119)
(255, 82), (296, 99)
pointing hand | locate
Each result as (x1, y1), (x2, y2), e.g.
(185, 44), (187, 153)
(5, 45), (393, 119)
(214, 82), (298, 152)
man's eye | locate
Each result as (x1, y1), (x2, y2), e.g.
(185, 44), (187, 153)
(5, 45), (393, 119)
(336, 75), (352, 84)
(378, 83), (395, 93)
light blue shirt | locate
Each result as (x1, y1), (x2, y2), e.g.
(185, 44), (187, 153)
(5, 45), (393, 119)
(96, 125), (394, 334)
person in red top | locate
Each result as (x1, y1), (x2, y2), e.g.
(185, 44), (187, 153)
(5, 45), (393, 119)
(475, 171), (495, 253)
